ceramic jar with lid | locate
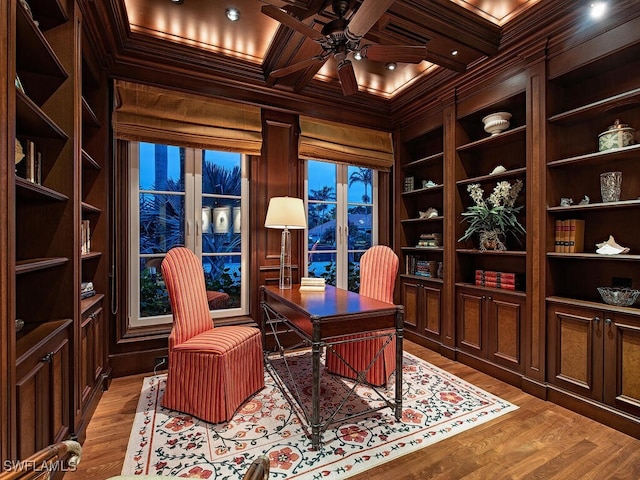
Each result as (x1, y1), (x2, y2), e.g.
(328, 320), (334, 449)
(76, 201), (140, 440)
(598, 119), (636, 151)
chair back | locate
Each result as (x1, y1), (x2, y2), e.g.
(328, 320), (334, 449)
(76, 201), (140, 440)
(162, 247), (214, 347)
(359, 245), (399, 304)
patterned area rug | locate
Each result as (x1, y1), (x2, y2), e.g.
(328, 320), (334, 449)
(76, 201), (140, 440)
(123, 351), (517, 479)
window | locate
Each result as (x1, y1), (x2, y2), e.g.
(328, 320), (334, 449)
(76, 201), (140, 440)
(305, 160), (377, 291)
(128, 142), (248, 327)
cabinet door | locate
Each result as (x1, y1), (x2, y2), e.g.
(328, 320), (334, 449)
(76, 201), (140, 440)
(486, 292), (524, 372)
(16, 332), (71, 458)
(421, 284), (441, 341)
(402, 280), (421, 332)
(603, 313), (640, 417)
(547, 304), (603, 401)
(456, 289), (486, 357)
(80, 301), (106, 412)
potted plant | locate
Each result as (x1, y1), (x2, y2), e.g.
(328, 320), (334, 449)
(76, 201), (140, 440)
(459, 179), (526, 251)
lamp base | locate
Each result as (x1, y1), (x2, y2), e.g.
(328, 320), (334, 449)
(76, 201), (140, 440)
(279, 228), (292, 289)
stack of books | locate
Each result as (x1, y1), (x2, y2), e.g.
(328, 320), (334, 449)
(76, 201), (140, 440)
(404, 176), (415, 192)
(475, 270), (523, 290)
(416, 233), (442, 248)
(554, 219), (585, 253)
(300, 277), (326, 292)
(81, 220), (91, 254)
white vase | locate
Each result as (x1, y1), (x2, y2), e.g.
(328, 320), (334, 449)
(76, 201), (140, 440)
(482, 112), (512, 136)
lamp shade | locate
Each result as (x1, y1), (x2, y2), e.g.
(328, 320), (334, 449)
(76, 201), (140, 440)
(264, 197), (307, 230)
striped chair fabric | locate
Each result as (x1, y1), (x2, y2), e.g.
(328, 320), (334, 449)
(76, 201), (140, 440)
(161, 247), (264, 424)
(324, 245), (399, 386)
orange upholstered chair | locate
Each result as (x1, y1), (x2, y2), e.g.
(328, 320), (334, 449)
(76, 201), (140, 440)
(161, 247), (264, 423)
(325, 245), (399, 386)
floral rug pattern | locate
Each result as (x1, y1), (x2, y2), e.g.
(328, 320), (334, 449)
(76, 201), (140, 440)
(123, 351), (517, 479)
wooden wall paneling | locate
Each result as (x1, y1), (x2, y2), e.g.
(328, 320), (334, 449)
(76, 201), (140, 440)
(252, 110), (300, 320)
(1, 0), (15, 462)
(523, 49), (548, 398)
(441, 91), (457, 358)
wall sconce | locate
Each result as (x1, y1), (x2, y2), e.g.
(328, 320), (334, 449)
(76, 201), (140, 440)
(264, 197), (307, 289)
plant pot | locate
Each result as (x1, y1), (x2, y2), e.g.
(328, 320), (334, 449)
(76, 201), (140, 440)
(479, 230), (506, 251)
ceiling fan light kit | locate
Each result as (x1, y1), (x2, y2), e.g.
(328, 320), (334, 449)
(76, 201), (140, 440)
(262, 0), (433, 95)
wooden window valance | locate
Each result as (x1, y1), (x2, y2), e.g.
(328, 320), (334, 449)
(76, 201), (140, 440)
(298, 116), (394, 171)
(112, 80), (262, 155)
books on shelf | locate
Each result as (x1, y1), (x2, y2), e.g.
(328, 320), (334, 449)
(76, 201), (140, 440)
(406, 255), (443, 278)
(81, 220), (91, 255)
(474, 270), (523, 291)
(16, 139), (42, 184)
(404, 176), (415, 192)
(554, 219), (585, 253)
(415, 233), (442, 248)
(300, 276), (325, 292)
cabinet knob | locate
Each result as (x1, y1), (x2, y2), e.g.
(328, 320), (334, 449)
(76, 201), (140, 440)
(41, 352), (53, 363)
(593, 316), (600, 323)
(605, 318), (612, 326)
(482, 295), (486, 300)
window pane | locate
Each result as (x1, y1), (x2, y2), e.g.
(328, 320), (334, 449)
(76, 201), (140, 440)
(139, 193), (185, 253)
(308, 203), (336, 250)
(203, 255), (241, 308)
(139, 257), (171, 317)
(347, 166), (373, 203)
(202, 150), (241, 195)
(139, 143), (185, 191)
(348, 205), (372, 251)
(347, 251), (364, 292)
(308, 252), (337, 286)
(308, 161), (336, 200)
(202, 201), (241, 254)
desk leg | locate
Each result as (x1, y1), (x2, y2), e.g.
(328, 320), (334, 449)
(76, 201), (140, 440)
(311, 321), (321, 450)
(394, 309), (404, 421)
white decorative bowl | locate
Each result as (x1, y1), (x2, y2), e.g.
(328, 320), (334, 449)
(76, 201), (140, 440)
(482, 112), (512, 136)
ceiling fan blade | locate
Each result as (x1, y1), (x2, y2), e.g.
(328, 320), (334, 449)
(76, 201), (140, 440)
(269, 55), (328, 79)
(361, 45), (427, 64)
(261, 5), (326, 42)
(346, 0), (396, 39)
(338, 60), (358, 96)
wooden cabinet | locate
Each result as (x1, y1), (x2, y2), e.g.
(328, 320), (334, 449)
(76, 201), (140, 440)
(15, 320), (72, 460)
(401, 275), (442, 347)
(3, 0), (110, 460)
(395, 108), (446, 348)
(456, 286), (525, 377)
(547, 300), (640, 423)
(544, 20), (640, 435)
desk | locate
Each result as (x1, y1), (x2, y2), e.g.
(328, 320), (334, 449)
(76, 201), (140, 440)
(260, 284), (404, 449)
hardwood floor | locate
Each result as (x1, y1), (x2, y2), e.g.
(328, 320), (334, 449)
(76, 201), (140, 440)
(66, 341), (640, 479)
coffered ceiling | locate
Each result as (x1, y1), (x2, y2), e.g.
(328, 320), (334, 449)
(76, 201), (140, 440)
(117, 0), (542, 99)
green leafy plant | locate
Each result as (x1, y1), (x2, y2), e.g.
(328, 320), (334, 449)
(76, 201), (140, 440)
(459, 179), (526, 246)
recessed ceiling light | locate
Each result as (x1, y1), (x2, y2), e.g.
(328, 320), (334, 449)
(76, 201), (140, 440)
(353, 51), (362, 61)
(170, 0), (183, 4)
(225, 7), (240, 21)
(385, 62), (397, 71)
(590, 1), (607, 19)
(451, 50), (458, 56)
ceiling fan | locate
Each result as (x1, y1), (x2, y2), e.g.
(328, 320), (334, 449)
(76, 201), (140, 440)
(262, 0), (430, 96)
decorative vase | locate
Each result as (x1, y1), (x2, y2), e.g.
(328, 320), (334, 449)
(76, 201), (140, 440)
(600, 171), (622, 202)
(482, 112), (512, 136)
(479, 230), (506, 251)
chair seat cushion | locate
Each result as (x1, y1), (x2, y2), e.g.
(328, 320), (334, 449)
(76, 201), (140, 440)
(173, 325), (260, 355)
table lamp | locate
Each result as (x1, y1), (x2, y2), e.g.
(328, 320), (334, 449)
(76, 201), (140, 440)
(265, 196), (307, 289)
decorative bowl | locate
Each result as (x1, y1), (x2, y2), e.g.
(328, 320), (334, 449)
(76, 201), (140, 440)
(482, 112), (512, 136)
(597, 287), (640, 306)
(598, 119), (635, 151)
